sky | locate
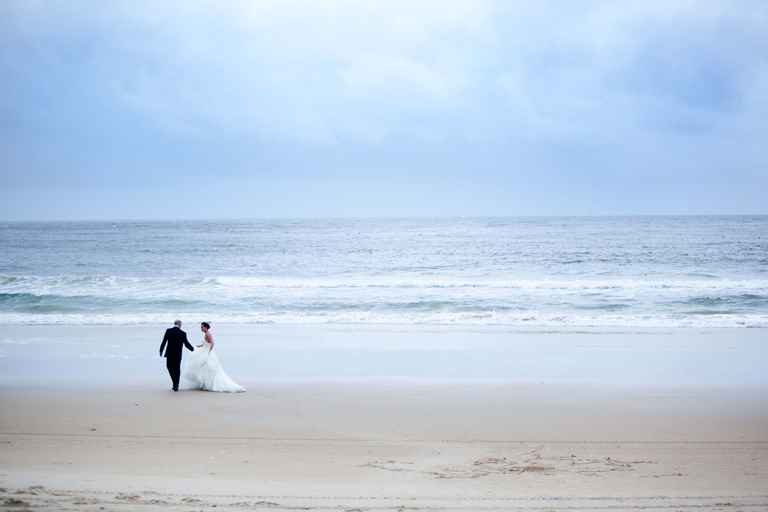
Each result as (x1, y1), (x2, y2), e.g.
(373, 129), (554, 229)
(1, 0), (767, 220)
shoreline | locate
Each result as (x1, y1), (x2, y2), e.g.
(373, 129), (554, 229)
(2, 321), (766, 332)
(2, 324), (767, 388)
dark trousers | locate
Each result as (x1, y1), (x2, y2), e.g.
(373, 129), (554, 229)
(166, 357), (181, 390)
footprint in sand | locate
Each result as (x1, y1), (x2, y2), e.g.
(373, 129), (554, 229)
(427, 449), (656, 480)
(181, 497), (206, 504)
(114, 493), (142, 502)
(3, 497), (31, 507)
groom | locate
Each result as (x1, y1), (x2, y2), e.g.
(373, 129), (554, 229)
(159, 320), (195, 391)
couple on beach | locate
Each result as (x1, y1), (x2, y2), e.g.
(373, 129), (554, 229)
(158, 320), (245, 393)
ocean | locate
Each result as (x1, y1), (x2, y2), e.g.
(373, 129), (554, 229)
(1, 216), (766, 328)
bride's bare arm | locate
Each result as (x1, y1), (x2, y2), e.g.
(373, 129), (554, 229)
(205, 332), (214, 350)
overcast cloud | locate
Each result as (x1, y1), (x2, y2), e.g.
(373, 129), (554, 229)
(1, 0), (766, 219)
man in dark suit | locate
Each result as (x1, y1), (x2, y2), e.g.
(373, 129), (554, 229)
(159, 320), (195, 391)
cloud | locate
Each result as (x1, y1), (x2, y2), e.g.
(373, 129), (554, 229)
(4, 1), (765, 141)
(1, 0), (767, 218)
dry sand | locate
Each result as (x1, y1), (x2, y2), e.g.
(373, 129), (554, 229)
(1, 381), (767, 511)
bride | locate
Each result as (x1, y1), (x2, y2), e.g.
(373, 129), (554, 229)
(181, 322), (245, 393)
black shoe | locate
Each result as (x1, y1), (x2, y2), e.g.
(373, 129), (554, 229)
(172, 388), (178, 392)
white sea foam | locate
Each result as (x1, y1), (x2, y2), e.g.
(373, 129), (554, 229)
(1, 310), (766, 328)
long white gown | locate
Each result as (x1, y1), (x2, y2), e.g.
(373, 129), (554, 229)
(181, 336), (245, 393)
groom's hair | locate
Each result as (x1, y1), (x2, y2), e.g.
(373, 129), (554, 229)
(174, 319), (182, 327)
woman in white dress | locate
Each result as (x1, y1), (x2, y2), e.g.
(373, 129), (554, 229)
(180, 322), (245, 393)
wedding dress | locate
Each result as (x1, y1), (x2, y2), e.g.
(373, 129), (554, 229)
(180, 337), (245, 393)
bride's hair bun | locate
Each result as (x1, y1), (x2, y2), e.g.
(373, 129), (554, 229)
(201, 321), (211, 329)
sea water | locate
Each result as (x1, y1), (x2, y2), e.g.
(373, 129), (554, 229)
(1, 216), (766, 328)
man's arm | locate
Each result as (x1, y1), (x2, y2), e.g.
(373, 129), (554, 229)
(159, 329), (169, 356)
(183, 332), (194, 352)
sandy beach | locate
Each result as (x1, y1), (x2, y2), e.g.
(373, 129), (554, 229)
(2, 376), (767, 510)
(3, 0), (767, 504)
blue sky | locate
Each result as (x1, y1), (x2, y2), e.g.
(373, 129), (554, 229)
(1, 1), (766, 220)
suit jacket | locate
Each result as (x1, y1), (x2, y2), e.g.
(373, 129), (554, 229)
(160, 326), (194, 362)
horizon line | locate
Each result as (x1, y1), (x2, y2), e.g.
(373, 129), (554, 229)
(2, 213), (767, 223)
